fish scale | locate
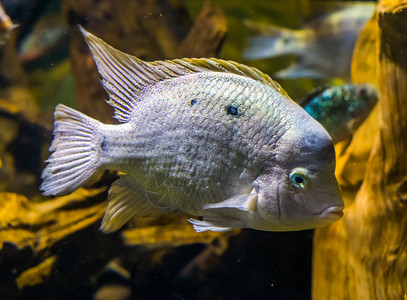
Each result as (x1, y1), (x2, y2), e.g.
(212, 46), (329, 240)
(40, 27), (344, 233)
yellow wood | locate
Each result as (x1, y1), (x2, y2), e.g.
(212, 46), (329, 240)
(313, 1), (407, 299)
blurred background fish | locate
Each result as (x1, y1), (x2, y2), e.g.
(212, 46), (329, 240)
(243, 3), (376, 80)
(301, 83), (379, 144)
(18, 13), (69, 68)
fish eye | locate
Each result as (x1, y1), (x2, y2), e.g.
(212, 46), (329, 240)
(289, 168), (309, 188)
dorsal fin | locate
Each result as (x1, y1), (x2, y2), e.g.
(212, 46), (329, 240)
(79, 26), (289, 123)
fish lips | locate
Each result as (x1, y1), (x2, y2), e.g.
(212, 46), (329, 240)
(318, 205), (344, 220)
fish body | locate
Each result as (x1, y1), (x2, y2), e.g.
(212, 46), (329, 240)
(41, 27), (343, 233)
(302, 83), (378, 143)
(243, 3), (376, 79)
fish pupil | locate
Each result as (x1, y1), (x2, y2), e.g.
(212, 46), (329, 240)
(190, 98), (197, 106)
(294, 176), (304, 184)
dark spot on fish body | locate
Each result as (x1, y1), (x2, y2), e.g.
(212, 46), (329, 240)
(101, 137), (107, 151)
(282, 36), (290, 45)
(225, 104), (243, 118)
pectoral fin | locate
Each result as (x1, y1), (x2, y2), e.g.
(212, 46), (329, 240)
(101, 176), (173, 233)
(202, 189), (258, 212)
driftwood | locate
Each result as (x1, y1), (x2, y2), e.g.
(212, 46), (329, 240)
(0, 186), (233, 292)
(313, 1), (407, 299)
(177, 1), (227, 58)
(0, 188), (107, 252)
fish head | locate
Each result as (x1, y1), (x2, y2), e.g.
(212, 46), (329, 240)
(255, 118), (344, 231)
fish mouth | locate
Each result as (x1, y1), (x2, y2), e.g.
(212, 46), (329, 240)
(318, 206), (344, 220)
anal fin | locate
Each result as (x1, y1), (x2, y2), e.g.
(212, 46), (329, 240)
(101, 175), (173, 233)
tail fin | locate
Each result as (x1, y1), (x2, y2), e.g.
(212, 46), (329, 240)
(243, 21), (304, 60)
(41, 104), (103, 196)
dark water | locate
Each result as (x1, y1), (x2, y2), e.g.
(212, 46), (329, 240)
(0, 229), (313, 299)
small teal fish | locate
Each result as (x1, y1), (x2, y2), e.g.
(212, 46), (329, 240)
(302, 83), (378, 143)
(40, 27), (343, 233)
(243, 3), (376, 79)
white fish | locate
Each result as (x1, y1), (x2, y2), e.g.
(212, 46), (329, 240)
(40, 27), (344, 233)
